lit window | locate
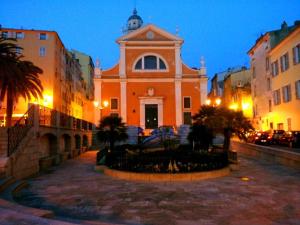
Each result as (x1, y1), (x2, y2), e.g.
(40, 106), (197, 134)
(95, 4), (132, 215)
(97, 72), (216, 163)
(183, 112), (192, 125)
(39, 33), (47, 40)
(293, 44), (300, 65)
(16, 32), (24, 39)
(39, 47), (46, 56)
(282, 84), (291, 102)
(110, 98), (118, 110)
(280, 53), (289, 72)
(134, 55), (167, 71)
(295, 80), (300, 99)
(183, 97), (191, 109)
(271, 60), (279, 76)
(273, 89), (281, 105)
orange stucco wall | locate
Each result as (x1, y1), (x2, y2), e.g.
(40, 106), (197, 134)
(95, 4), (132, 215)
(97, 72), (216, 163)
(126, 82), (176, 126)
(181, 82), (201, 116)
(101, 82), (121, 117)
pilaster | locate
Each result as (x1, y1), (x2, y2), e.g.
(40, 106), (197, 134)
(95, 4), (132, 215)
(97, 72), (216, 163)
(120, 80), (127, 122)
(175, 78), (182, 127)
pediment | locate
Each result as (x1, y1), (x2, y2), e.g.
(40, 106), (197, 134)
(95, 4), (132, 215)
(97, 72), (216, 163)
(117, 24), (183, 43)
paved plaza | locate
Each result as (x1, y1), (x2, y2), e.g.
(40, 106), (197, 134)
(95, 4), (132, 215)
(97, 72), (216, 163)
(14, 151), (300, 225)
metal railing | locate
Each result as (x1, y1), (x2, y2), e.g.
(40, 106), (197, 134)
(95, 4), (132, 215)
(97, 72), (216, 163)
(7, 106), (34, 156)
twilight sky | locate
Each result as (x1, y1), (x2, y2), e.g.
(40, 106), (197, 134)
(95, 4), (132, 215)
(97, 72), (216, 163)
(0, 0), (299, 83)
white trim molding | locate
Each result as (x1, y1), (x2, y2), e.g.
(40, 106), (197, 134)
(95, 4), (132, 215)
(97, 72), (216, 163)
(175, 79), (182, 127)
(119, 43), (126, 78)
(120, 81), (127, 122)
(139, 97), (164, 129)
(132, 52), (169, 72)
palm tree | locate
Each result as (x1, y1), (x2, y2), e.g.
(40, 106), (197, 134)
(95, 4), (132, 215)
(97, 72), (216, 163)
(97, 115), (128, 151)
(0, 38), (43, 127)
(192, 105), (253, 151)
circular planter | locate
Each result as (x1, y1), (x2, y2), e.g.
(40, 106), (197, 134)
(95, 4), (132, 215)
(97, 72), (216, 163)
(95, 165), (230, 182)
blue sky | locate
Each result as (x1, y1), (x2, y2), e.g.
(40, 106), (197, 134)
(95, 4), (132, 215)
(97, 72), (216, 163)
(1, 0), (299, 83)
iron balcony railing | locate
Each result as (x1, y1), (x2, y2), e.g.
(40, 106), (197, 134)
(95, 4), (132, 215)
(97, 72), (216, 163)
(7, 106), (34, 156)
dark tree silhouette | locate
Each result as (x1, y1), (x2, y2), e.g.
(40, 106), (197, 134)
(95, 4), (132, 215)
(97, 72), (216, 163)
(191, 105), (253, 151)
(96, 115), (128, 151)
(0, 38), (43, 126)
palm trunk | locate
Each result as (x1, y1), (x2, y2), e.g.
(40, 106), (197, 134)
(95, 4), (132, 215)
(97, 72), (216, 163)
(5, 90), (14, 127)
(223, 128), (231, 152)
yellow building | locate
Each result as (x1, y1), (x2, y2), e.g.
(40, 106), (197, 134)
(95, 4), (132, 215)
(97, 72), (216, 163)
(94, 9), (208, 130)
(223, 68), (252, 118)
(248, 21), (300, 131)
(0, 28), (95, 124)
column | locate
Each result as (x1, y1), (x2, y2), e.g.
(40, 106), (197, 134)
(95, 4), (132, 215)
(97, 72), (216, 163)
(94, 79), (102, 125)
(120, 80), (127, 122)
(175, 79), (182, 127)
(199, 78), (208, 106)
(119, 43), (126, 78)
(175, 43), (182, 78)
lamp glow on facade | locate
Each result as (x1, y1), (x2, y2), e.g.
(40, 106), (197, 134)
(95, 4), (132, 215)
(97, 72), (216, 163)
(205, 99), (211, 105)
(229, 103), (238, 111)
(215, 98), (221, 106)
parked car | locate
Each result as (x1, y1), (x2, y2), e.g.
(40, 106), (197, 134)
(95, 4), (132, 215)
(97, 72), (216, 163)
(270, 130), (285, 145)
(250, 131), (271, 145)
(279, 131), (300, 148)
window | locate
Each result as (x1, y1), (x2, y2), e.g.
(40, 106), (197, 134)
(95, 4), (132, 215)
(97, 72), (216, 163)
(271, 60), (279, 76)
(134, 55), (167, 71)
(254, 85), (256, 97)
(273, 89), (281, 105)
(268, 99), (272, 112)
(252, 66), (256, 78)
(266, 57), (270, 71)
(270, 122), (273, 129)
(39, 47), (46, 56)
(267, 78), (271, 91)
(183, 112), (192, 125)
(2, 31), (8, 39)
(183, 97), (191, 109)
(280, 53), (289, 72)
(295, 80), (300, 99)
(16, 45), (22, 54)
(110, 98), (118, 110)
(16, 32), (24, 39)
(293, 44), (300, 65)
(277, 123), (284, 130)
(282, 84), (291, 102)
(39, 33), (47, 40)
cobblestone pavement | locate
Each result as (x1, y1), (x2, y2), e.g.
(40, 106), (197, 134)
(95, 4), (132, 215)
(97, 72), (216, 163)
(16, 151), (300, 225)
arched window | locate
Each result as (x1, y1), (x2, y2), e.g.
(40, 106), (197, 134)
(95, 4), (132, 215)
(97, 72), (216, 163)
(134, 54), (167, 71)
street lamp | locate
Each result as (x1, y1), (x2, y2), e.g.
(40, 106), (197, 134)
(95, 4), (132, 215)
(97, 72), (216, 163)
(93, 100), (109, 121)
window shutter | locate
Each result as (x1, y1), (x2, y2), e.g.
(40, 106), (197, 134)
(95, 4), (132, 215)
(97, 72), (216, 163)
(280, 57), (283, 72)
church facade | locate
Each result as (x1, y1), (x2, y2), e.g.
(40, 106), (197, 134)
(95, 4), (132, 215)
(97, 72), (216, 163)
(94, 9), (208, 131)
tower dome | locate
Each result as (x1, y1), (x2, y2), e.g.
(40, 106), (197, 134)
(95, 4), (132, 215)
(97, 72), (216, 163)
(126, 8), (143, 33)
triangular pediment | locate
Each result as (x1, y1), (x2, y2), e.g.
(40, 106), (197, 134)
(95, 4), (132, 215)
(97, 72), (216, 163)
(117, 24), (183, 43)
